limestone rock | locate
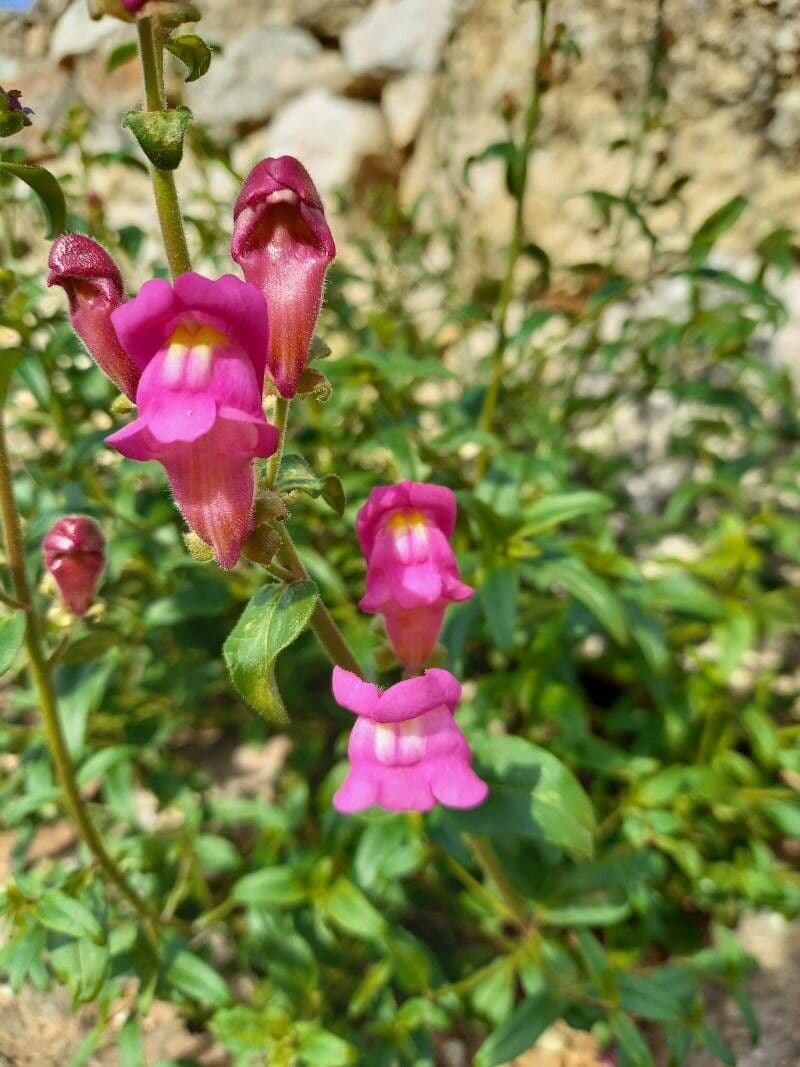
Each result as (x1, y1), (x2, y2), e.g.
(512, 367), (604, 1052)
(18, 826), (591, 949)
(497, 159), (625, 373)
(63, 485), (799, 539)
(49, 1), (122, 61)
(235, 87), (389, 196)
(382, 72), (433, 148)
(342, 0), (457, 76)
(186, 24), (346, 131)
(768, 86), (800, 152)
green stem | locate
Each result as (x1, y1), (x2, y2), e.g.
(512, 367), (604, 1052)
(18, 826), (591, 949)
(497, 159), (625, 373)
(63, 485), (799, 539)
(136, 18), (191, 278)
(278, 527), (362, 676)
(0, 418), (158, 929)
(475, 0), (549, 479)
(266, 396), (290, 488)
(462, 834), (532, 929)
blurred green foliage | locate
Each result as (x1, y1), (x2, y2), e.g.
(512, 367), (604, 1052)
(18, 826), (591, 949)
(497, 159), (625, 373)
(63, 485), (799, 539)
(2, 18), (800, 1067)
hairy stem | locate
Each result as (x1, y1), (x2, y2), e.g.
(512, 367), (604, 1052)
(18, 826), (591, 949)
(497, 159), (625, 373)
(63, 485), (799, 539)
(278, 527), (362, 676)
(266, 396), (290, 488)
(476, 0), (550, 479)
(0, 418), (157, 928)
(136, 18), (191, 279)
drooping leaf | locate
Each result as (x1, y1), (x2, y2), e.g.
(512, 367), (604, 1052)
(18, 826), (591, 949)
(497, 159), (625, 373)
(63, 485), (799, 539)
(0, 162), (66, 237)
(535, 557), (628, 643)
(0, 610), (25, 676)
(106, 41), (138, 74)
(223, 580), (319, 723)
(164, 34), (212, 82)
(689, 194), (748, 266)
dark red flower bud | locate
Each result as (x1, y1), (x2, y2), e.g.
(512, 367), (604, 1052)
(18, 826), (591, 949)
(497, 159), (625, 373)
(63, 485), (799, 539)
(232, 156), (335, 399)
(43, 516), (106, 616)
(48, 234), (140, 400)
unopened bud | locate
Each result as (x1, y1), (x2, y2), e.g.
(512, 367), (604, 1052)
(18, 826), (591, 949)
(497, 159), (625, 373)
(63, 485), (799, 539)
(43, 516), (105, 616)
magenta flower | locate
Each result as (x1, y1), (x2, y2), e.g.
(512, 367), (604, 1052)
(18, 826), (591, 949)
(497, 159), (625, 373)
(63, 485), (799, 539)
(122, 0), (146, 9)
(357, 482), (474, 669)
(332, 666), (488, 814)
(48, 235), (140, 401)
(105, 273), (279, 569)
(43, 516), (105, 616)
(231, 156), (336, 399)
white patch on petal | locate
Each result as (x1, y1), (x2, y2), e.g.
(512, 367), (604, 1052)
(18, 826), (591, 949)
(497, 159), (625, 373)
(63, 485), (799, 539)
(374, 723), (396, 764)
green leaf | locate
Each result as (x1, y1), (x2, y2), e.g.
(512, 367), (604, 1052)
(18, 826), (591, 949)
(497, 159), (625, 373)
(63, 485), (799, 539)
(445, 734), (596, 858)
(54, 654), (117, 758)
(166, 949), (233, 1007)
(689, 194), (748, 266)
(480, 564), (518, 655)
(0, 162), (66, 237)
(475, 991), (565, 1067)
(118, 1017), (143, 1067)
(536, 557), (628, 644)
(521, 491), (612, 534)
(279, 454), (345, 517)
(0, 348), (26, 405)
(233, 867), (306, 908)
(106, 41), (138, 74)
(611, 1012), (655, 1067)
(164, 34), (212, 82)
(223, 580), (319, 723)
(0, 611), (25, 676)
(123, 106), (192, 170)
(36, 890), (104, 944)
(321, 878), (387, 942)
(296, 1023), (358, 1066)
(540, 899), (630, 927)
(50, 940), (109, 1004)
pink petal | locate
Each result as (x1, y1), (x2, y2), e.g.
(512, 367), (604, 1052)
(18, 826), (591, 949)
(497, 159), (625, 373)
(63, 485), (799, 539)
(331, 667), (378, 717)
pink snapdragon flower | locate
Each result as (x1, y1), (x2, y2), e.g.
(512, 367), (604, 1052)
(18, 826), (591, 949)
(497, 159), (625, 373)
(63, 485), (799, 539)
(122, 0), (146, 9)
(43, 516), (105, 616)
(48, 234), (140, 401)
(357, 483), (474, 669)
(231, 156), (336, 399)
(106, 273), (279, 568)
(332, 666), (488, 814)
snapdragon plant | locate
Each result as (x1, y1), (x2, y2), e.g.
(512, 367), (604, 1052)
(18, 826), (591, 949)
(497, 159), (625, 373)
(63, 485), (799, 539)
(1, 3), (798, 1066)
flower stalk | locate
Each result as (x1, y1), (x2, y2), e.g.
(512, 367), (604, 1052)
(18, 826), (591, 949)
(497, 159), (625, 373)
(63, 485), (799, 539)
(136, 17), (191, 278)
(476, 0), (550, 479)
(0, 417), (157, 928)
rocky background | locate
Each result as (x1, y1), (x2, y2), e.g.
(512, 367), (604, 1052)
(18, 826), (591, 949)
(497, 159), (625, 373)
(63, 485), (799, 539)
(2, 0), (800, 266)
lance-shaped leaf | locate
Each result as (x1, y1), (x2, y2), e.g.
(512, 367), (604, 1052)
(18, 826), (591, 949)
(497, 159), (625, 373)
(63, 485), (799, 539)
(123, 106), (192, 170)
(278, 453), (345, 518)
(223, 580), (319, 723)
(164, 34), (212, 82)
(0, 611), (26, 676)
(0, 162), (66, 237)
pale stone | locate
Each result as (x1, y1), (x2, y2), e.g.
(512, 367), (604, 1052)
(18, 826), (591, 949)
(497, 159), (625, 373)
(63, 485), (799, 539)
(767, 86), (800, 151)
(49, 1), (121, 61)
(186, 25), (347, 130)
(237, 88), (389, 195)
(382, 72), (433, 148)
(342, 0), (457, 76)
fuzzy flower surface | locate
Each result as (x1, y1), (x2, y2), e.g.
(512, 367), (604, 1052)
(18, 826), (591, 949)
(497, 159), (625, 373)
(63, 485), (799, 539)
(332, 666), (488, 814)
(232, 155), (335, 399)
(48, 234), (140, 400)
(357, 482), (474, 669)
(106, 273), (279, 568)
(43, 516), (105, 616)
